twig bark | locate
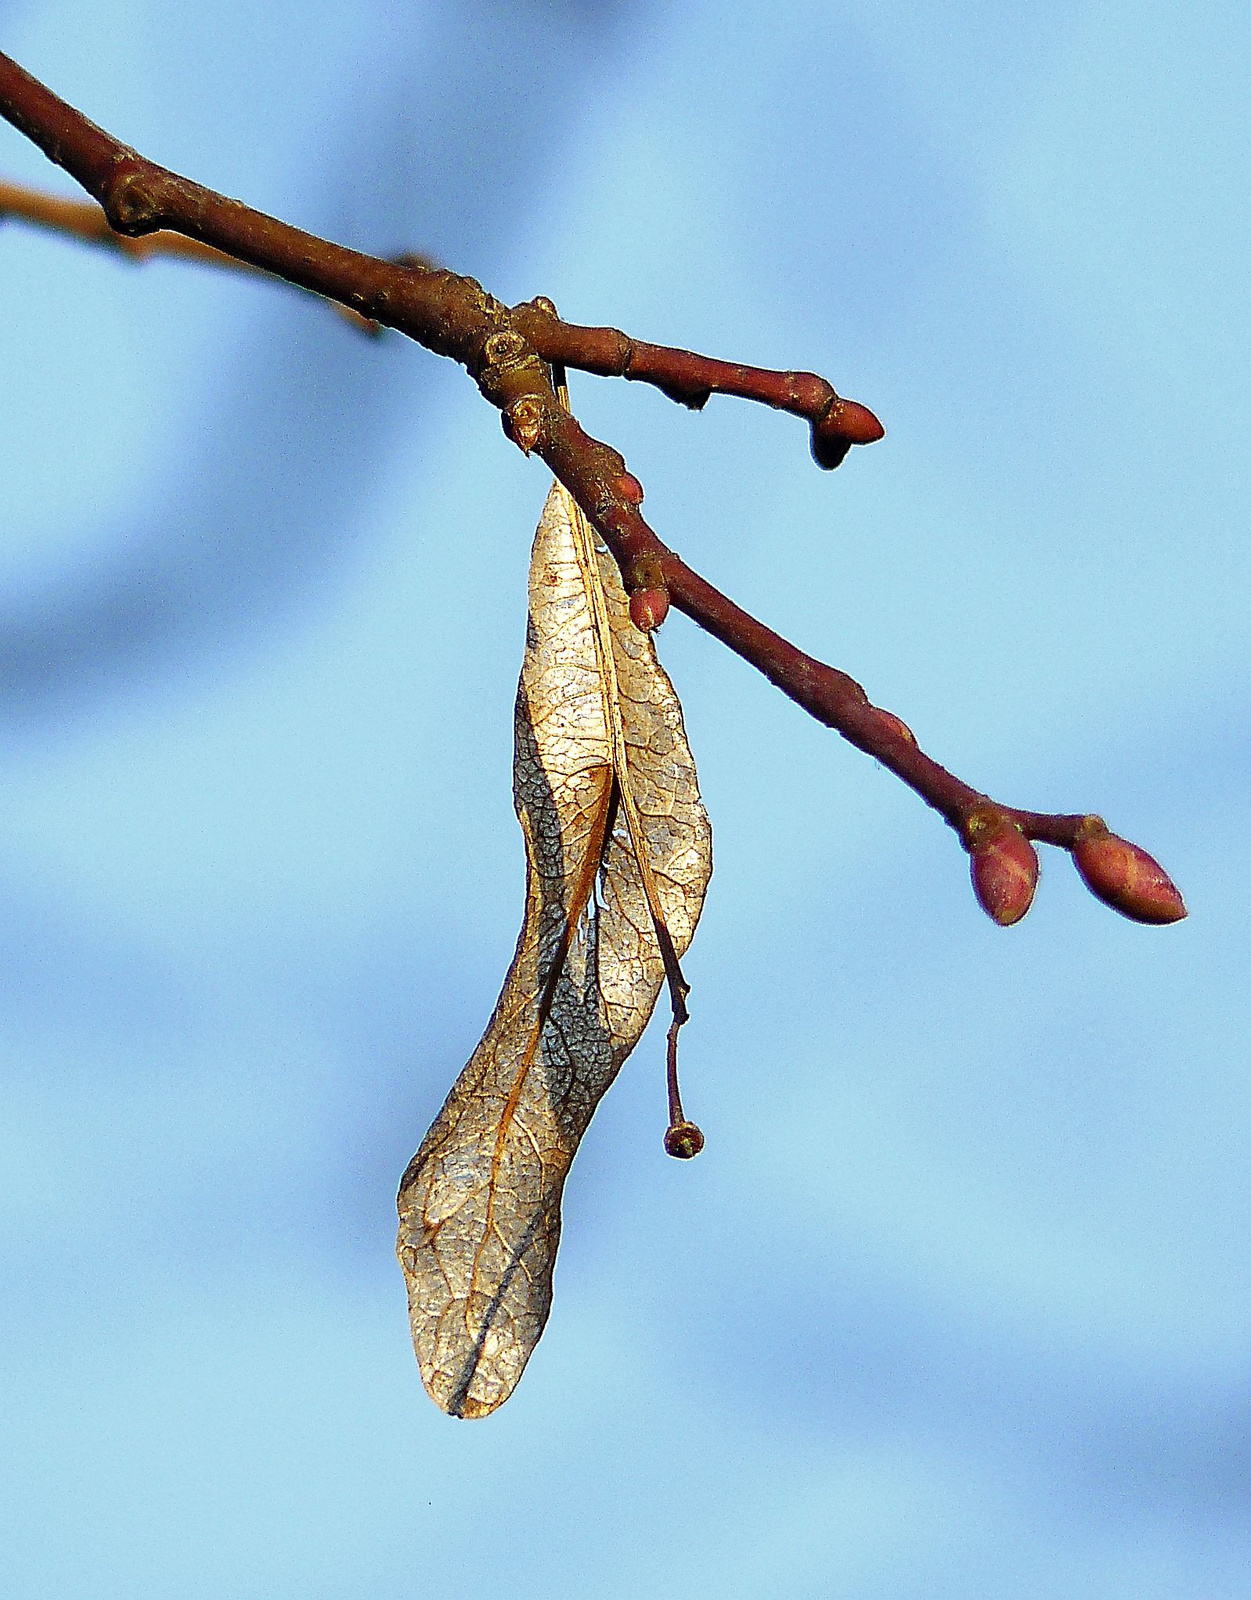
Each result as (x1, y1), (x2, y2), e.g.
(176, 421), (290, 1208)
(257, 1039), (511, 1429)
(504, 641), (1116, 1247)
(0, 48), (1185, 917)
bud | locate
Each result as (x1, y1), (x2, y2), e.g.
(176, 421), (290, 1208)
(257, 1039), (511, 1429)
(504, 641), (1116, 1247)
(629, 586), (670, 632)
(664, 1120), (705, 1160)
(613, 471), (645, 505)
(809, 398), (886, 470)
(1071, 819), (1186, 924)
(965, 812), (1039, 926)
(835, 398), (887, 444)
(809, 427), (850, 472)
(869, 706), (915, 745)
(501, 395), (543, 455)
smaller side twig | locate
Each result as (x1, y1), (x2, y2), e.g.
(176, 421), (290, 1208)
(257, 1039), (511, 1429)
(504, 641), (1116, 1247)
(0, 175), (385, 334)
(514, 298), (884, 469)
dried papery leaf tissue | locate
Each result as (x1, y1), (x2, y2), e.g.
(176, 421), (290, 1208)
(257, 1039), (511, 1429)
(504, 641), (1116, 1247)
(397, 480), (712, 1417)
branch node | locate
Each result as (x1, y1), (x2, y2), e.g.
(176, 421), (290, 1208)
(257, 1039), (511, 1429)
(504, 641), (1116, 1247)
(481, 328), (528, 371)
(624, 553), (666, 594)
(104, 160), (167, 235)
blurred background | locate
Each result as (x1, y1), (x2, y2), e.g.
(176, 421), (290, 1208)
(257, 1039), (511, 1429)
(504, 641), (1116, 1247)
(0, 1), (1247, 1594)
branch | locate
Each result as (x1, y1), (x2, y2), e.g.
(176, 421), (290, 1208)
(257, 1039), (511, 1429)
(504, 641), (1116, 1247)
(0, 50), (1185, 927)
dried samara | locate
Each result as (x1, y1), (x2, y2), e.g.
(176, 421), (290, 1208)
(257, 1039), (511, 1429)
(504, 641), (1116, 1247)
(396, 477), (712, 1417)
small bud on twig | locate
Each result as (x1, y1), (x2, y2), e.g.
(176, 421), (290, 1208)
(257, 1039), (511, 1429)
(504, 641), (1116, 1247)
(963, 809), (1039, 926)
(629, 587), (670, 631)
(810, 398), (886, 470)
(624, 552), (668, 631)
(502, 394), (543, 454)
(834, 398), (887, 444)
(613, 471), (645, 506)
(868, 706), (915, 745)
(1071, 817), (1186, 924)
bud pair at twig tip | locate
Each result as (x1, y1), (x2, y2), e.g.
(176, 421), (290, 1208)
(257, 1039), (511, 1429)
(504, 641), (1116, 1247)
(1071, 817), (1186, 925)
(963, 808), (1039, 927)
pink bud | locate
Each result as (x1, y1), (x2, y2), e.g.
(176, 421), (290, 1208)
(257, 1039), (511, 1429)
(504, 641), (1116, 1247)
(836, 399), (886, 444)
(870, 707), (915, 745)
(629, 587), (670, 632)
(613, 471), (645, 505)
(809, 399), (886, 469)
(966, 816), (1039, 927)
(1072, 821), (1186, 924)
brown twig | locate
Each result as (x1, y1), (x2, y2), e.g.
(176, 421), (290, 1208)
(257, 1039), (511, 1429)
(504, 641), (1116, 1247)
(0, 49), (1185, 924)
(512, 299), (885, 469)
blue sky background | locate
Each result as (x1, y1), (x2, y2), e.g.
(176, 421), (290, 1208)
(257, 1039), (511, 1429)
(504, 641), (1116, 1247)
(0, 2), (1247, 1595)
